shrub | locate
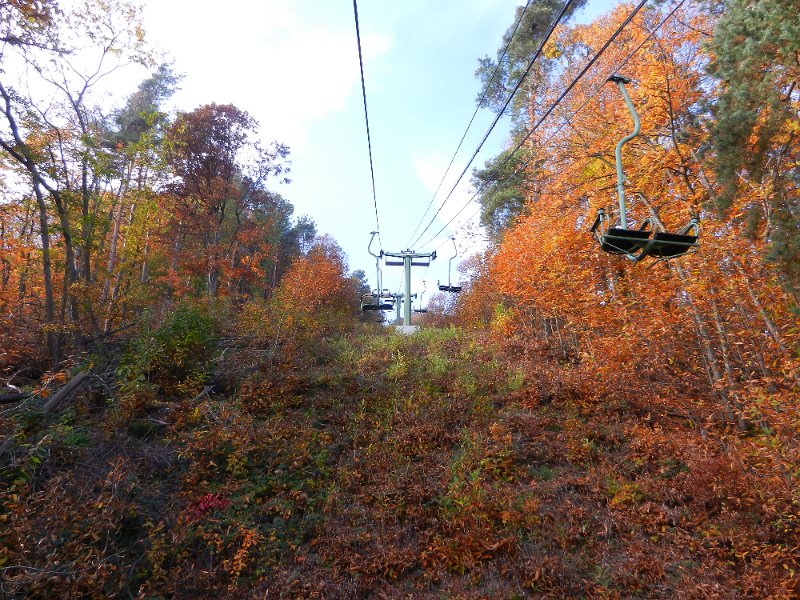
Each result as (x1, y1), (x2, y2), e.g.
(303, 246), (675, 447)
(117, 304), (218, 407)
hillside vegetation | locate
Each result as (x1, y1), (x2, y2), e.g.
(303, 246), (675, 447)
(1, 314), (798, 597)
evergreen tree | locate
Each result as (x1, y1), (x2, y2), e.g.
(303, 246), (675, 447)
(472, 146), (529, 240)
(473, 1), (588, 238)
(706, 0), (800, 300)
(475, 0), (588, 125)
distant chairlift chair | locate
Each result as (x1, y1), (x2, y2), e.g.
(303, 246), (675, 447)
(590, 75), (699, 262)
(361, 230), (383, 312)
(360, 292), (379, 311)
(414, 281), (428, 313)
(379, 289), (395, 311)
(438, 239), (463, 293)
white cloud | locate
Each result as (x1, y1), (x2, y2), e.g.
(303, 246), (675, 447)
(141, 0), (391, 149)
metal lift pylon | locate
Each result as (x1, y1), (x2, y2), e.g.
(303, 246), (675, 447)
(382, 248), (436, 331)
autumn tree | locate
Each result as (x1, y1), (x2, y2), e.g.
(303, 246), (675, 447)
(476, 0), (589, 123)
(0, 0), (151, 364)
(0, 0), (58, 50)
(473, 0), (589, 236)
(233, 234), (359, 364)
(163, 103), (291, 299)
(0, 2), (307, 372)
(271, 235), (356, 330)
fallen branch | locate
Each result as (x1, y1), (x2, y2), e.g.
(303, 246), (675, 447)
(83, 321), (136, 345)
(1, 373), (91, 459)
(5, 365), (37, 390)
(42, 372), (89, 413)
(189, 385), (214, 403)
(0, 392), (31, 404)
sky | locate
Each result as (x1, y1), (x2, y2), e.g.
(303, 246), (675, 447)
(136, 0), (608, 308)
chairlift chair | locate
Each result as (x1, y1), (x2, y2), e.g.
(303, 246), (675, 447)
(360, 292), (379, 311)
(438, 283), (463, 293)
(360, 231), (387, 311)
(379, 292), (395, 311)
(590, 75), (699, 263)
(438, 238), (463, 292)
(414, 282), (429, 313)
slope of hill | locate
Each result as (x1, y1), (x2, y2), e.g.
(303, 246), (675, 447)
(2, 320), (797, 598)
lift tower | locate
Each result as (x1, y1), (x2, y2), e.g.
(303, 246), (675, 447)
(382, 250), (436, 327)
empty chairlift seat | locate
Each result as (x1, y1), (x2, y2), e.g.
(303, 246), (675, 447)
(592, 217), (698, 262)
(588, 75), (699, 263)
(437, 239), (462, 293)
(379, 293), (395, 310)
(360, 293), (379, 311)
(646, 231), (699, 259)
(599, 227), (651, 255)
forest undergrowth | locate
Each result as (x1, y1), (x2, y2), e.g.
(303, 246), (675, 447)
(1, 310), (797, 599)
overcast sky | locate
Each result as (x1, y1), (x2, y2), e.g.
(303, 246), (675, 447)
(137, 0), (607, 304)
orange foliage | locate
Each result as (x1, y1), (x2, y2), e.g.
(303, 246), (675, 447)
(272, 235), (352, 322)
(464, 3), (798, 431)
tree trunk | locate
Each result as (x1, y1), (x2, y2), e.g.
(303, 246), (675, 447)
(732, 259), (788, 355)
(42, 372), (88, 412)
(0, 83), (61, 365)
(638, 194), (746, 428)
(675, 264), (744, 427)
(101, 198), (125, 307)
(34, 184), (60, 367)
(101, 198), (128, 334)
(140, 227), (150, 285)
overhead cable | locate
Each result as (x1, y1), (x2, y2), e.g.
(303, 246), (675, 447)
(419, 0), (652, 247)
(409, 0), (577, 248)
(443, 0), (687, 242)
(509, 0), (687, 183)
(352, 0), (382, 249)
(404, 0), (534, 248)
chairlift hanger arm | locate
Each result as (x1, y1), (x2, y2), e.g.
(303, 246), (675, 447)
(366, 232), (383, 292)
(444, 237), (459, 289)
(609, 75), (639, 230)
(367, 231), (380, 258)
(590, 208), (605, 234)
